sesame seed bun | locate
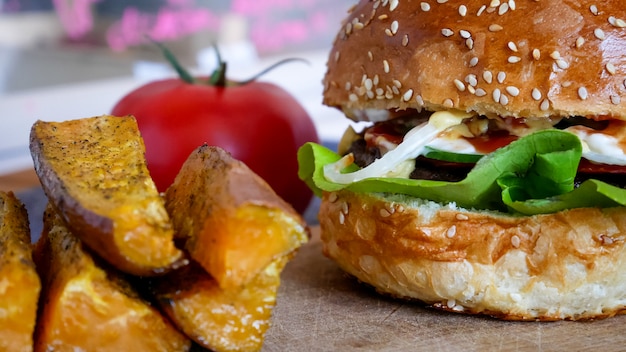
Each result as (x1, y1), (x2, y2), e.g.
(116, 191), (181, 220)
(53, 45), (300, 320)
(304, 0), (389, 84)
(320, 190), (626, 320)
(315, 0), (626, 320)
(323, 0), (626, 121)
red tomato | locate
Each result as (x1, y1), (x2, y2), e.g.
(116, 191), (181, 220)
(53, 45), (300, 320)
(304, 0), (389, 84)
(111, 77), (319, 214)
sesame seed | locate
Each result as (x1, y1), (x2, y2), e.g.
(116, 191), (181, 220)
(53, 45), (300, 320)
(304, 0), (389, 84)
(353, 22), (364, 30)
(376, 87), (384, 96)
(456, 213), (469, 220)
(612, 18), (626, 28)
(540, 99), (550, 111)
(508, 56), (521, 63)
(511, 235), (521, 248)
(506, 86), (520, 96)
(460, 30), (471, 39)
(446, 225), (457, 238)
(378, 14), (389, 20)
(385, 28), (393, 37)
(437, 0), (448, 3)
(454, 79), (466, 91)
(490, 0), (500, 8)
(403, 89), (414, 101)
(373, 74), (379, 85)
(532, 48), (541, 60)
(368, 51), (374, 61)
(497, 71), (506, 84)
(483, 70), (493, 84)
(611, 95), (621, 105)
(366, 90), (374, 99)
(383, 60), (390, 73)
(467, 85), (476, 94)
(393, 79), (402, 88)
(391, 20), (399, 34)
(475, 88), (487, 97)
(590, 4), (598, 15)
(606, 62), (617, 75)
(562, 81), (572, 88)
(500, 93), (509, 105)
(345, 82), (351, 91)
(531, 88), (542, 101)
(389, 0), (399, 11)
(373, 0), (381, 9)
(335, 51), (340, 62)
(498, 3), (509, 15)
(345, 23), (353, 35)
(493, 88), (501, 103)
(556, 59), (569, 69)
(443, 98), (454, 108)
(576, 36), (585, 48)
(339, 212), (345, 224)
(594, 28), (605, 40)
(508, 0), (516, 10)
(421, 2), (431, 11)
(459, 5), (467, 16)
(465, 74), (478, 87)
(477, 5), (487, 16)
(328, 192), (338, 202)
(578, 86), (589, 100)
(469, 57), (479, 67)
(391, 85), (400, 95)
(402, 34), (409, 46)
(442, 28), (454, 37)
(364, 78), (373, 91)
(466, 38), (474, 50)
(379, 208), (391, 217)
(416, 94), (425, 106)
(507, 41), (518, 52)
(349, 93), (358, 102)
(489, 24), (504, 32)
(550, 51), (560, 59)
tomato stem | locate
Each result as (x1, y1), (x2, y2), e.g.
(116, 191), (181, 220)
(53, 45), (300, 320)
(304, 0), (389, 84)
(238, 58), (310, 85)
(149, 37), (195, 84)
(208, 44), (227, 87)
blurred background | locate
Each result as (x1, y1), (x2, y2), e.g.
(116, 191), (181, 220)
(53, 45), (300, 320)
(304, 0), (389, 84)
(0, 0), (357, 175)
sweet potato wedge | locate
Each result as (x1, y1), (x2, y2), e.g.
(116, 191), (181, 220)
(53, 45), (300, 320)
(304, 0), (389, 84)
(0, 191), (41, 352)
(29, 115), (184, 276)
(165, 145), (309, 289)
(153, 255), (289, 352)
(33, 205), (191, 352)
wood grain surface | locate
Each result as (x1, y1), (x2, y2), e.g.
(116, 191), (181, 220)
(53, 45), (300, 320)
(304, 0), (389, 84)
(263, 227), (626, 352)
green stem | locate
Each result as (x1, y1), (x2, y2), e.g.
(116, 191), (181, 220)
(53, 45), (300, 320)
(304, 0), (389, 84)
(149, 37), (195, 84)
(238, 58), (310, 85)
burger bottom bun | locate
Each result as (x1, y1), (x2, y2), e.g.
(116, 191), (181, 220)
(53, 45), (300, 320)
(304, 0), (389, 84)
(318, 190), (626, 321)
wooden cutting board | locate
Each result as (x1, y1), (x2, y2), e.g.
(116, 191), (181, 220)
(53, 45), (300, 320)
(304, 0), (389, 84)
(263, 226), (626, 351)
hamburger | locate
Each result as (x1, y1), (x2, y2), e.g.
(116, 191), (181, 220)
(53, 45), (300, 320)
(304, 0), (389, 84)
(298, 0), (626, 320)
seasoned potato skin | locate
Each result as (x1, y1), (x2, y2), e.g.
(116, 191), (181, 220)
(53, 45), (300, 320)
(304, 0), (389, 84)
(29, 115), (185, 276)
(33, 205), (191, 352)
(0, 191), (40, 352)
(165, 145), (309, 289)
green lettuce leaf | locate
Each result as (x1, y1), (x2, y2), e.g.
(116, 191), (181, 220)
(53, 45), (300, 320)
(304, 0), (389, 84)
(297, 129), (626, 215)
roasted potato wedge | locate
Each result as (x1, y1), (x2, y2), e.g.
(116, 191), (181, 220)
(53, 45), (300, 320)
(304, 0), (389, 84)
(29, 115), (184, 276)
(33, 205), (191, 352)
(0, 191), (41, 352)
(165, 145), (309, 289)
(153, 255), (289, 352)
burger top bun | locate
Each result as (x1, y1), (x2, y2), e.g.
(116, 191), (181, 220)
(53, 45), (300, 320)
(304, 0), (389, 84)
(323, 0), (626, 121)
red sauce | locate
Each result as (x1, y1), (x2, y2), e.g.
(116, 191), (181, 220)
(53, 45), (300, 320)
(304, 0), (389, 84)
(578, 159), (626, 174)
(464, 130), (518, 154)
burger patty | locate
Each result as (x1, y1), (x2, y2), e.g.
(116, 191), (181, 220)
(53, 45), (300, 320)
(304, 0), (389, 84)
(346, 134), (626, 189)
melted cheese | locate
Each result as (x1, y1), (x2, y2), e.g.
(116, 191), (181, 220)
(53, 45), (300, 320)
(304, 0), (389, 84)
(324, 110), (472, 184)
